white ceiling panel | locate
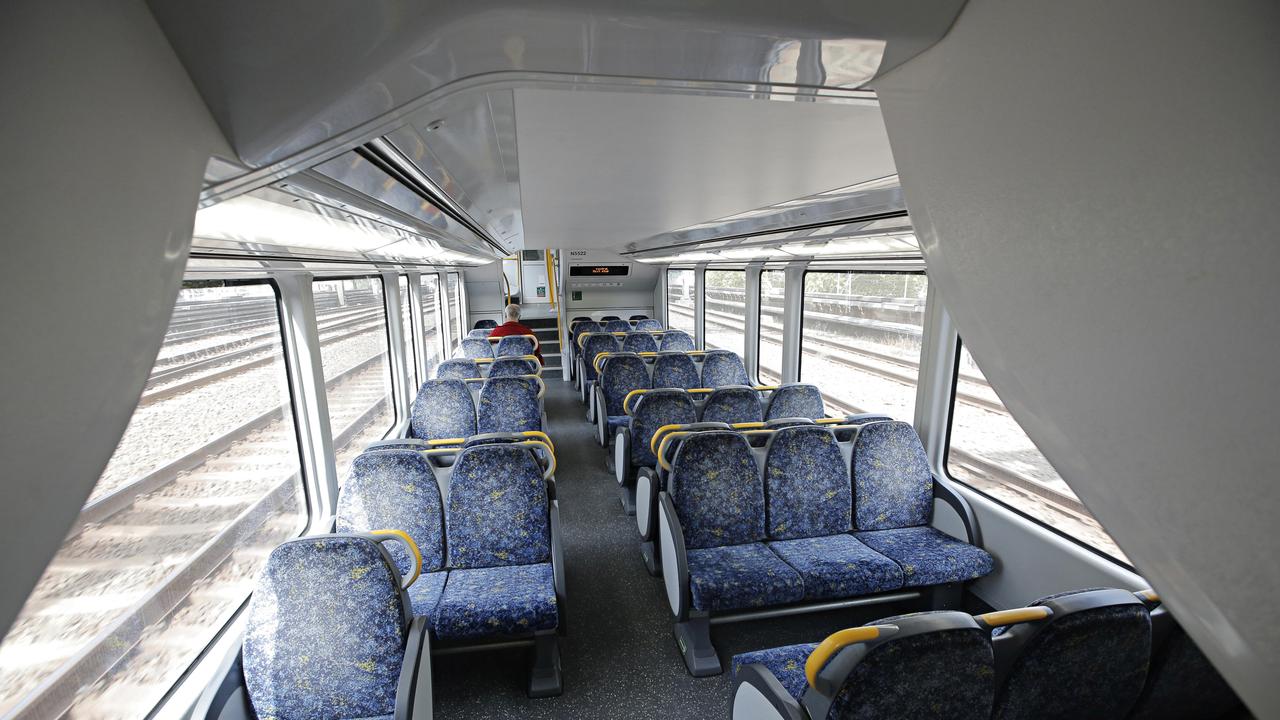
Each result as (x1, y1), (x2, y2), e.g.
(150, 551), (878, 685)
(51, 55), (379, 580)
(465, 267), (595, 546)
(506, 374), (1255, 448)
(515, 89), (896, 249)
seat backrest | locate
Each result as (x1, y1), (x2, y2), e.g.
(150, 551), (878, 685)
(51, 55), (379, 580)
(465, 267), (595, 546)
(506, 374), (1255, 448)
(635, 318), (663, 331)
(629, 314), (649, 321)
(474, 319), (498, 329)
(701, 349), (750, 387)
(461, 337), (494, 359)
(337, 450), (444, 576)
(992, 588), (1151, 720)
(604, 319), (632, 333)
(668, 431), (764, 549)
(477, 375), (542, 434)
(653, 352), (700, 389)
(573, 320), (603, 343)
(581, 333), (620, 381)
(658, 329), (695, 352)
(466, 328), (490, 339)
(570, 315), (592, 324)
(701, 385), (764, 425)
(764, 417), (815, 430)
(243, 535), (410, 720)
(437, 358), (481, 380)
(446, 444), (550, 569)
(762, 425), (850, 540)
(764, 383), (826, 421)
(600, 353), (652, 417)
(630, 390), (697, 466)
(622, 332), (659, 353)
(489, 356), (539, 377)
(808, 611), (995, 720)
(850, 421), (932, 531)
(600, 315), (621, 321)
(1128, 610), (1242, 720)
(410, 379), (478, 440)
(494, 334), (536, 358)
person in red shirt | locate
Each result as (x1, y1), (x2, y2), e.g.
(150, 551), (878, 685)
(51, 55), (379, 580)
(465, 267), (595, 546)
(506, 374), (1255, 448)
(487, 303), (544, 365)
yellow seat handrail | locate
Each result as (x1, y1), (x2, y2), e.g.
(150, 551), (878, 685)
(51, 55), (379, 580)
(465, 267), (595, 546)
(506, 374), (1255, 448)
(974, 606), (1053, 629)
(656, 431), (694, 472)
(368, 529), (423, 590)
(649, 423), (690, 455)
(486, 332), (541, 350)
(805, 625), (897, 689)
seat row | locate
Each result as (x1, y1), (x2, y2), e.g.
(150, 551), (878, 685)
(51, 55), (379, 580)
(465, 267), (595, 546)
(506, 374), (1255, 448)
(460, 333), (540, 360)
(436, 354), (540, 380)
(204, 439), (567, 719)
(410, 375), (545, 440)
(581, 349), (753, 425)
(649, 421), (994, 675)
(731, 587), (1243, 720)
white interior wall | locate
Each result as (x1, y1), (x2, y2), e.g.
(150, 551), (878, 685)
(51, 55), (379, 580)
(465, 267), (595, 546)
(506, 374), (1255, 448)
(876, 0), (1280, 713)
(0, 1), (231, 639)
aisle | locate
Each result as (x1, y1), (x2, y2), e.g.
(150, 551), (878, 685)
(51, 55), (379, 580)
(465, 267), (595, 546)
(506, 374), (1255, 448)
(431, 378), (900, 718)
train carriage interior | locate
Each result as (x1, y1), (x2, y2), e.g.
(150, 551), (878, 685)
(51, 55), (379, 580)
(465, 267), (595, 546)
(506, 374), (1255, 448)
(2, 1), (1276, 718)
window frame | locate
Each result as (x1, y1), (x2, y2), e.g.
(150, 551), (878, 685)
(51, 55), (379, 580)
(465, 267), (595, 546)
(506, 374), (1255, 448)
(310, 273), (400, 436)
(419, 271), (445, 378)
(701, 268), (747, 360)
(447, 271), (464, 350)
(756, 268), (786, 386)
(797, 268), (929, 407)
(664, 267), (696, 335)
(942, 341), (1135, 570)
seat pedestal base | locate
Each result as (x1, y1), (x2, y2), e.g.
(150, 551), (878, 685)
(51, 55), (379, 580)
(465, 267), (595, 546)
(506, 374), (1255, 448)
(675, 615), (721, 677)
(930, 582), (963, 611)
(640, 540), (660, 576)
(528, 631), (563, 698)
(618, 483), (636, 516)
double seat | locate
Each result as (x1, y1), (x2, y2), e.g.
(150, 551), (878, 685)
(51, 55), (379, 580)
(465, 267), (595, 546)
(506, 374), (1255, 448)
(567, 317), (668, 384)
(654, 421), (994, 676)
(335, 442), (565, 697)
(731, 588), (1244, 720)
(410, 375), (547, 439)
(574, 329), (696, 405)
(436, 355), (541, 380)
(459, 332), (541, 360)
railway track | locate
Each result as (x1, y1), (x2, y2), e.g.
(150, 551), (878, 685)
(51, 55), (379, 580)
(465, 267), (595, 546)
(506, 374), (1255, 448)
(0, 356), (394, 719)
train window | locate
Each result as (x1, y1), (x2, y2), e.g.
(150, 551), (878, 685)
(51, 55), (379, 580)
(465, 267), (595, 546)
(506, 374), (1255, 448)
(703, 270), (746, 358)
(758, 270), (785, 385)
(398, 275), (419, 393)
(0, 282), (306, 718)
(666, 269), (695, 336)
(799, 272), (927, 418)
(312, 277), (396, 482)
(947, 343), (1128, 562)
(420, 274), (443, 378)
(447, 272), (463, 353)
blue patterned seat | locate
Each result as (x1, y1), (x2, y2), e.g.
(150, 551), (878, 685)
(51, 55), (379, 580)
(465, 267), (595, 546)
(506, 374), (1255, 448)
(991, 588), (1152, 720)
(489, 356), (538, 377)
(473, 319), (498, 330)
(242, 535), (416, 720)
(461, 337), (494, 359)
(764, 383), (826, 421)
(604, 319), (632, 333)
(762, 425), (902, 600)
(336, 450), (447, 618)
(701, 385), (763, 424)
(495, 334), (536, 358)
(572, 320), (602, 349)
(433, 563), (558, 640)
(410, 379), (477, 440)
(477, 376), (542, 434)
(622, 332), (658, 353)
(580, 334), (619, 384)
(628, 390), (697, 466)
(652, 352), (700, 389)
(733, 611), (995, 719)
(701, 349), (749, 387)
(635, 318), (663, 332)
(1129, 612), (1242, 720)
(849, 421), (993, 587)
(437, 358), (481, 380)
(596, 353), (652, 437)
(686, 543), (804, 611)
(659, 330), (695, 352)
(466, 328), (490, 339)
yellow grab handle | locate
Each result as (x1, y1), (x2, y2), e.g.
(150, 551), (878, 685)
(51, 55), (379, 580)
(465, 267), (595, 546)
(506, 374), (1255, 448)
(656, 431), (692, 472)
(805, 627), (884, 689)
(650, 423), (688, 455)
(369, 529), (422, 589)
(976, 606), (1053, 628)
(426, 438), (466, 446)
(623, 388), (649, 415)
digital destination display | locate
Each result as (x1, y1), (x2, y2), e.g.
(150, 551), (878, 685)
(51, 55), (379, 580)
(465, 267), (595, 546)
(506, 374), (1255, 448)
(569, 264), (630, 277)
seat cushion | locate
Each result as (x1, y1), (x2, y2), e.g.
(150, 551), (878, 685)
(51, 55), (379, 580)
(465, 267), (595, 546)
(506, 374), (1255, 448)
(607, 415), (629, 431)
(406, 570), (447, 620)
(686, 543), (804, 612)
(853, 526), (994, 587)
(433, 563), (558, 640)
(732, 642), (818, 702)
(767, 534), (904, 601)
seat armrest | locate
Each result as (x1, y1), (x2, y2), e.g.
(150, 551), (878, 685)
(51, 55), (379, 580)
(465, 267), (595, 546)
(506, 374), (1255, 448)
(395, 615), (432, 720)
(658, 492), (690, 620)
(932, 474), (982, 547)
(636, 467), (658, 540)
(594, 385), (609, 445)
(614, 427), (632, 485)
(550, 499), (567, 633)
(732, 663), (806, 720)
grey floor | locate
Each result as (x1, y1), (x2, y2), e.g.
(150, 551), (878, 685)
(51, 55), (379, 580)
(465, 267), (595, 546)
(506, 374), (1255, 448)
(431, 379), (916, 719)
